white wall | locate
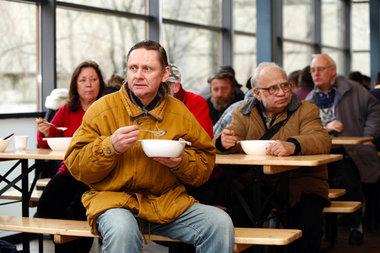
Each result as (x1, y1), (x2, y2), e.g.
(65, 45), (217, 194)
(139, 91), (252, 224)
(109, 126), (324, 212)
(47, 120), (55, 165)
(0, 117), (39, 216)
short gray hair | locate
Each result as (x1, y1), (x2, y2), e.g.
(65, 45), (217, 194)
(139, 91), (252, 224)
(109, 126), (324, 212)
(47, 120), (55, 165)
(251, 62), (285, 88)
(311, 54), (336, 68)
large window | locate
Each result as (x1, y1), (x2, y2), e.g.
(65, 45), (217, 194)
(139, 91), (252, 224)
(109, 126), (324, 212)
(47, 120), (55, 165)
(56, 7), (145, 88)
(0, 1), (37, 113)
(161, 0), (223, 92)
(162, 25), (220, 93)
(351, 1), (370, 76)
(233, 0), (256, 90)
(234, 0), (256, 33)
(162, 0), (222, 26)
(283, 42), (313, 73)
(0, 0), (374, 116)
(321, 0), (346, 48)
(282, 0), (313, 73)
(321, 0), (346, 75)
(233, 35), (256, 91)
(283, 0), (313, 42)
(58, 0), (146, 13)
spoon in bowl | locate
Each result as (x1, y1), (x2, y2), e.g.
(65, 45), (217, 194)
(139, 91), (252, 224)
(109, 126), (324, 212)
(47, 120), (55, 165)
(139, 129), (167, 136)
(36, 118), (67, 131)
(48, 123), (68, 131)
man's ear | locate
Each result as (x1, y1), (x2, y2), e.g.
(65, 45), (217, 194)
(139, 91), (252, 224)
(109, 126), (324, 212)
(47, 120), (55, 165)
(253, 88), (262, 101)
(161, 66), (171, 82)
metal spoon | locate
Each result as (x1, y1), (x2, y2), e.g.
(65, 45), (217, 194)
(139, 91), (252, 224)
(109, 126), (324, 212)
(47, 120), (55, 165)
(139, 129), (167, 136)
(37, 118), (68, 131)
(48, 122), (68, 131)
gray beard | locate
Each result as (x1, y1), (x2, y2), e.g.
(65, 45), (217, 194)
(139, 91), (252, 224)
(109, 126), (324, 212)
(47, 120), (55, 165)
(211, 93), (235, 112)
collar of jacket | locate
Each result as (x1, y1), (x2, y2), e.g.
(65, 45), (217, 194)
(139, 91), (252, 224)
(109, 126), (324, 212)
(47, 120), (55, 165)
(331, 76), (353, 103)
(239, 91), (302, 116)
(120, 85), (168, 121)
(311, 76), (352, 103)
(174, 85), (186, 101)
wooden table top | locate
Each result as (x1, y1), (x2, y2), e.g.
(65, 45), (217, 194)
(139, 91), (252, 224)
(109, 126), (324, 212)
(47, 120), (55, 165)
(216, 153), (342, 174)
(0, 149), (342, 175)
(332, 136), (374, 145)
(0, 149), (65, 161)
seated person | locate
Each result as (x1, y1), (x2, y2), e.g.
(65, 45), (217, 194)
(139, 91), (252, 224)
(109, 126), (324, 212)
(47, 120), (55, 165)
(106, 73), (124, 94)
(294, 65), (314, 100)
(36, 60), (106, 253)
(306, 54), (380, 244)
(64, 40), (234, 253)
(198, 65), (244, 100)
(37, 88), (69, 178)
(167, 64), (213, 138)
(214, 62), (331, 253)
(213, 89), (254, 136)
(206, 67), (245, 124)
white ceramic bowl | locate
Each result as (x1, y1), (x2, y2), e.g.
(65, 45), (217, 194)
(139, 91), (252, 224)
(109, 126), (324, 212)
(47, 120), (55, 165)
(239, 140), (276, 155)
(139, 139), (188, 158)
(43, 137), (72, 151)
(0, 139), (11, 152)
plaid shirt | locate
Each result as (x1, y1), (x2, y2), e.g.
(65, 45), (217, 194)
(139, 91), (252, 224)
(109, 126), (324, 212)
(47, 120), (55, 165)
(213, 90), (254, 136)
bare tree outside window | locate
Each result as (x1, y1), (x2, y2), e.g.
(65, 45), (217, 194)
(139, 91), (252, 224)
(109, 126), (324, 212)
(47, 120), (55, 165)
(0, 1), (37, 113)
(56, 1), (146, 89)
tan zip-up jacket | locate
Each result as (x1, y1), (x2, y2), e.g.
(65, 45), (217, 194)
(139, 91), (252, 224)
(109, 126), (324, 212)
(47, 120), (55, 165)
(214, 94), (331, 207)
(65, 86), (215, 234)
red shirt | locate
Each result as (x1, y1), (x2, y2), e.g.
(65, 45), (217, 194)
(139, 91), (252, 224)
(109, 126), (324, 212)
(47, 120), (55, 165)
(175, 86), (213, 139)
(37, 104), (85, 177)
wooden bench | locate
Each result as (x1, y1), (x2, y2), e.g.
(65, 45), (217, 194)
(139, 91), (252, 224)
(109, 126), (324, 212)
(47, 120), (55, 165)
(0, 190), (43, 207)
(323, 201), (362, 213)
(0, 216), (302, 253)
(328, 188), (346, 199)
(322, 200), (362, 249)
(34, 178), (50, 188)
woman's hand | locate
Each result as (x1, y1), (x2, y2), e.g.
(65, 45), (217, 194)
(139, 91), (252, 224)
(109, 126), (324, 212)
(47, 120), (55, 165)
(36, 117), (51, 137)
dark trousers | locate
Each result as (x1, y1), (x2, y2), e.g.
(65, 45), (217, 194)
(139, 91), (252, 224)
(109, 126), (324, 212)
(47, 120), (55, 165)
(328, 148), (363, 228)
(228, 192), (326, 253)
(287, 194), (326, 253)
(362, 181), (380, 230)
(37, 173), (93, 253)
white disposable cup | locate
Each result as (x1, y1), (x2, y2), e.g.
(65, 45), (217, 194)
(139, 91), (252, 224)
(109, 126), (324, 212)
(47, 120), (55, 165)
(14, 136), (28, 150)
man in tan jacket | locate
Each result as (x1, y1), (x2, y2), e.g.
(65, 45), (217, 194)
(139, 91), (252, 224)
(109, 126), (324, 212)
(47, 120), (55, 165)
(65, 40), (234, 253)
(214, 62), (331, 253)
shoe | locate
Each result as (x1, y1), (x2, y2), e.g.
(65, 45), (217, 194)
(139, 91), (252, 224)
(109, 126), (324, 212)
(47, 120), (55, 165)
(349, 229), (363, 245)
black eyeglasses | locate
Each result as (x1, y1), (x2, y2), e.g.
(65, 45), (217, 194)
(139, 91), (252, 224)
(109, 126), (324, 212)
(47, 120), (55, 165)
(256, 82), (292, 95)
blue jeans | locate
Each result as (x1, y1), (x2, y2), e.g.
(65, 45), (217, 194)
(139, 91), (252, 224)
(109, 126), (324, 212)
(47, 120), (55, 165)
(96, 203), (234, 253)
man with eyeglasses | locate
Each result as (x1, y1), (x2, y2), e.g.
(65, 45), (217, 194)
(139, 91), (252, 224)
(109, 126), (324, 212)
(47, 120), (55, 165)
(214, 62), (332, 253)
(306, 54), (380, 245)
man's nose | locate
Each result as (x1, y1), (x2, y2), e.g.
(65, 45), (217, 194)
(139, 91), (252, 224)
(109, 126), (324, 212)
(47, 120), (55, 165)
(277, 87), (285, 96)
(215, 90), (224, 97)
(135, 69), (144, 78)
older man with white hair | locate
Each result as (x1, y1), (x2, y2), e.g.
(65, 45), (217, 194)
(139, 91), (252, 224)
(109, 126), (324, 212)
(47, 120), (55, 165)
(306, 53), (380, 245)
(214, 62), (332, 253)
